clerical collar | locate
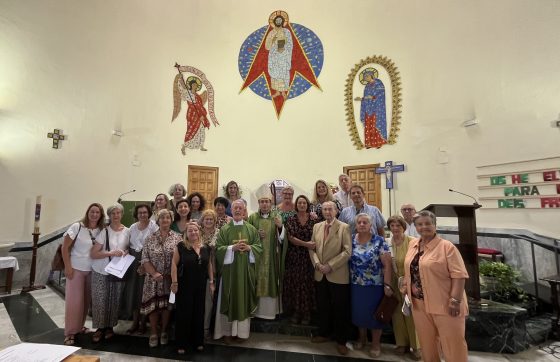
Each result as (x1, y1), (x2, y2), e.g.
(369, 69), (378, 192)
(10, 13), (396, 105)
(233, 219), (244, 226)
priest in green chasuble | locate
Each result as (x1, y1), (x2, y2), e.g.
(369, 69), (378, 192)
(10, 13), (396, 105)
(214, 199), (262, 342)
(247, 185), (285, 319)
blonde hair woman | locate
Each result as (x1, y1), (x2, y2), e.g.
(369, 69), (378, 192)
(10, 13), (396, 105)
(311, 179), (342, 220)
(172, 222), (214, 354)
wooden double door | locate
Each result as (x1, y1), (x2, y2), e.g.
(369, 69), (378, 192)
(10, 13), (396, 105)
(187, 165), (219, 204)
(184, 164), (381, 212)
(343, 164), (382, 210)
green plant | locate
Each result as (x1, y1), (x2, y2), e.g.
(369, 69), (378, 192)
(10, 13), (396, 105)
(479, 261), (528, 303)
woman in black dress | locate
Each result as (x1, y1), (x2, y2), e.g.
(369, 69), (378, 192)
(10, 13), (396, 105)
(283, 195), (318, 324)
(171, 222), (215, 354)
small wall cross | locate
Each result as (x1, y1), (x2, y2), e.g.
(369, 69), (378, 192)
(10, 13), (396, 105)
(47, 129), (67, 149)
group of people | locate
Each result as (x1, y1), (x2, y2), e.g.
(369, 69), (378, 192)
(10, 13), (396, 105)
(60, 176), (470, 361)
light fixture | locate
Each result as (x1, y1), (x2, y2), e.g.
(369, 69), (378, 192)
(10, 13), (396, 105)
(462, 118), (479, 127)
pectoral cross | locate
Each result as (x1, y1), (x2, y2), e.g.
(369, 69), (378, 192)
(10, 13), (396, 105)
(233, 232), (247, 252)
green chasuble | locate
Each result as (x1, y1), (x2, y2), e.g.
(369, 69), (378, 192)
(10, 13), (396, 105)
(247, 211), (284, 299)
(216, 221), (262, 322)
(275, 208), (295, 293)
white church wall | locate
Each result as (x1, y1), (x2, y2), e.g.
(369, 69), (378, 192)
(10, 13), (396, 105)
(0, 0), (559, 242)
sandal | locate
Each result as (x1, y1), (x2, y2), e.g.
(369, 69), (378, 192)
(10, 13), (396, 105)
(149, 334), (159, 348)
(410, 349), (422, 361)
(369, 349), (381, 358)
(104, 328), (115, 340)
(64, 335), (75, 346)
(160, 332), (168, 345)
(92, 329), (104, 343)
(79, 327), (89, 334)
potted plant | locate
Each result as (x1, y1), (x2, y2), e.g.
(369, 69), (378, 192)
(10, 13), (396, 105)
(478, 261), (529, 304)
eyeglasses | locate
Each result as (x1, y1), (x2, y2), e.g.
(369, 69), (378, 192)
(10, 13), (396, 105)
(401, 208), (415, 212)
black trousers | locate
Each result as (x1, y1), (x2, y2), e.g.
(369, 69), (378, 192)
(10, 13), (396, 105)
(316, 277), (351, 345)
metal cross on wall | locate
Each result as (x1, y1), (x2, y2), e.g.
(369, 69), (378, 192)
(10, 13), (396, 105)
(375, 160), (405, 215)
(47, 129), (67, 149)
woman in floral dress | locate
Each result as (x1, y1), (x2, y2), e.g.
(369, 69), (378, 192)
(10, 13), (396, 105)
(140, 209), (182, 348)
(350, 213), (393, 358)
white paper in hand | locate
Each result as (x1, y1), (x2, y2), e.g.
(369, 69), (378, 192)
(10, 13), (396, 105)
(104, 254), (135, 278)
(402, 294), (412, 316)
(169, 291), (176, 304)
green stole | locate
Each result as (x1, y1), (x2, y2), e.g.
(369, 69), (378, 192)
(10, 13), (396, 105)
(216, 221), (262, 321)
(275, 208), (295, 293)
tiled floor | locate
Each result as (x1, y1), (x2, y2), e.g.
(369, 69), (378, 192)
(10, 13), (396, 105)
(0, 287), (558, 361)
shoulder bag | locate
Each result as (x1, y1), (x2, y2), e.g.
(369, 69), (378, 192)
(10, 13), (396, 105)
(52, 224), (82, 271)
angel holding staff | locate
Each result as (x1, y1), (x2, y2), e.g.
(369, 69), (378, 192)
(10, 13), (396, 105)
(172, 63), (220, 155)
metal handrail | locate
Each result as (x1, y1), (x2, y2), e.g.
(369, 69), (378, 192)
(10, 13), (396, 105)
(437, 228), (560, 302)
(8, 230), (66, 252)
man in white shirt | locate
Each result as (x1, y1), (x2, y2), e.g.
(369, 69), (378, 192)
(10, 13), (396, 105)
(400, 203), (419, 237)
(333, 174), (353, 208)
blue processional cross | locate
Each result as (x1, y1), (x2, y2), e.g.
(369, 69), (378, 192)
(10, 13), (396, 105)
(375, 161), (405, 215)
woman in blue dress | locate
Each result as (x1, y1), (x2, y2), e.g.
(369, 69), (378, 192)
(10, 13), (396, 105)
(350, 213), (393, 358)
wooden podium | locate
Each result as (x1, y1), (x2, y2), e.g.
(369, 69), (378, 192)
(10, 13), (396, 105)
(423, 204), (482, 300)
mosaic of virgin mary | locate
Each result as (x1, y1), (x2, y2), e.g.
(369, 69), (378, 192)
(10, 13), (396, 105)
(354, 68), (387, 149)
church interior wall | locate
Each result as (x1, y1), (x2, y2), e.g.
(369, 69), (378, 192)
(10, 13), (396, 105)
(1, 0), (559, 242)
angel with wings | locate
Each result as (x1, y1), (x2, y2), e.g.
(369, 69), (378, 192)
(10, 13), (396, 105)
(172, 64), (219, 155)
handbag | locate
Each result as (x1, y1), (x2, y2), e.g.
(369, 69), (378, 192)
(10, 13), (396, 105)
(374, 294), (399, 324)
(51, 224), (82, 271)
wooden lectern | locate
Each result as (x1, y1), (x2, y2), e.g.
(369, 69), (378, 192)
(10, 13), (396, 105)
(423, 204), (481, 300)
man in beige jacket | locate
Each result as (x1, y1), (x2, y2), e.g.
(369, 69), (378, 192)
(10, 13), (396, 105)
(309, 201), (352, 355)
